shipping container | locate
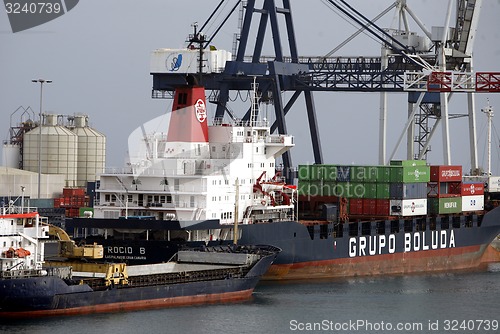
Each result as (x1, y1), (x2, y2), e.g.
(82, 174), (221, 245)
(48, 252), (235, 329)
(427, 197), (462, 214)
(389, 165), (430, 183)
(390, 182), (427, 199)
(298, 165), (314, 181)
(298, 180), (324, 196)
(350, 166), (381, 182)
(321, 165), (338, 181)
(349, 199), (363, 215)
(376, 183), (390, 199)
(375, 199), (390, 216)
(79, 207), (94, 217)
(461, 183), (484, 196)
(488, 176), (500, 192)
(390, 160), (427, 167)
(363, 183), (377, 198)
(362, 199), (377, 215)
(390, 198), (427, 216)
(373, 166), (392, 182)
(461, 195), (484, 211)
(63, 187), (85, 197)
(336, 166), (351, 182)
(322, 182), (336, 196)
(427, 181), (462, 197)
(430, 165), (462, 182)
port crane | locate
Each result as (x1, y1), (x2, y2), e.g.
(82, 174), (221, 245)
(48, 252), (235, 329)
(151, 0), (499, 181)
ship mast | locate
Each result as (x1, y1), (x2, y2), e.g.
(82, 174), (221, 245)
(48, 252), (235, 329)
(482, 101), (494, 175)
(233, 177), (239, 245)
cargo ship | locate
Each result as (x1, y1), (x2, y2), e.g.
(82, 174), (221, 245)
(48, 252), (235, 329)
(0, 205), (280, 317)
(64, 73), (500, 280)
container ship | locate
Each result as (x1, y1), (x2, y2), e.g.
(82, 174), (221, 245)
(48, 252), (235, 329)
(0, 205), (279, 318)
(64, 73), (500, 280)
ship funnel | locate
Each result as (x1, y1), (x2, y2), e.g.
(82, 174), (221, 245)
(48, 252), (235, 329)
(166, 85), (209, 143)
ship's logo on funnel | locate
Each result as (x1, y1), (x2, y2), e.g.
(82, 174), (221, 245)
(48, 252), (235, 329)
(166, 53), (182, 72)
(4, 0), (79, 33)
(195, 99), (207, 123)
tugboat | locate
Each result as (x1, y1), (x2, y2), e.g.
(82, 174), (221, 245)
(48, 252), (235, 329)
(0, 203), (280, 318)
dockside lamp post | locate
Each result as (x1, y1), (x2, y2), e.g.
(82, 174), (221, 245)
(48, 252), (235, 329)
(32, 79), (52, 199)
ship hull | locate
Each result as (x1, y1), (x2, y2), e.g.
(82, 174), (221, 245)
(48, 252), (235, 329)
(0, 276), (258, 318)
(67, 208), (500, 280)
(0, 246), (278, 318)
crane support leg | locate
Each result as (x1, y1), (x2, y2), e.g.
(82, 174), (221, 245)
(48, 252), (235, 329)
(304, 90), (323, 165)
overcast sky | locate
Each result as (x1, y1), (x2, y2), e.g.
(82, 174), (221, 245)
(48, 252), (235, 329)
(1, 0), (499, 175)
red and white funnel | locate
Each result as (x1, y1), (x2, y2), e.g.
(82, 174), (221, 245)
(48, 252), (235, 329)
(165, 85), (210, 157)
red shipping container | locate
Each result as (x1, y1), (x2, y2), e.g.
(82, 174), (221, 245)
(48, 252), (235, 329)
(375, 199), (390, 216)
(430, 165), (462, 182)
(362, 199), (377, 215)
(447, 182), (462, 195)
(349, 199), (363, 215)
(462, 182), (484, 196)
(63, 187), (85, 197)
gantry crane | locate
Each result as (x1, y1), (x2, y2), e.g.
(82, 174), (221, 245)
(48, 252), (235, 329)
(151, 0), (499, 181)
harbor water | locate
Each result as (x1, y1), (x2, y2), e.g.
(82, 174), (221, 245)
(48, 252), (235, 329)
(1, 264), (499, 334)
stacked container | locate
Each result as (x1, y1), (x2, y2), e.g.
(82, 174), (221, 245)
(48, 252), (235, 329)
(298, 160), (430, 217)
(54, 187), (89, 218)
(461, 182), (485, 211)
(427, 165), (462, 214)
(388, 160), (429, 216)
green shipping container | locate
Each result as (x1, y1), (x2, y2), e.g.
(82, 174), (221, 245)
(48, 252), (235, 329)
(376, 183), (390, 199)
(390, 160), (427, 167)
(322, 182), (337, 196)
(298, 180), (309, 196)
(320, 165), (338, 181)
(350, 166), (379, 182)
(390, 165), (430, 183)
(298, 165), (314, 180)
(79, 207), (94, 217)
(363, 183), (377, 198)
(373, 166), (392, 182)
(428, 197), (462, 214)
(298, 165), (338, 181)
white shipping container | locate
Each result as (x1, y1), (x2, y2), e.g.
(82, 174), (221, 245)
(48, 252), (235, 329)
(488, 176), (500, 192)
(461, 195), (484, 211)
(390, 199), (427, 216)
(150, 49), (232, 74)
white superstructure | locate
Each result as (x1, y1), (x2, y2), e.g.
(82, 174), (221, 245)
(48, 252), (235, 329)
(0, 206), (49, 275)
(94, 84), (295, 226)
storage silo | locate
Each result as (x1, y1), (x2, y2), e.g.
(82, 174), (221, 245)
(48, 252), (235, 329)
(70, 115), (106, 187)
(2, 144), (21, 168)
(23, 114), (78, 187)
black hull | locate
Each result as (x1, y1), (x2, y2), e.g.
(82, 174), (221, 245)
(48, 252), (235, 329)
(0, 247), (278, 317)
(66, 207), (500, 279)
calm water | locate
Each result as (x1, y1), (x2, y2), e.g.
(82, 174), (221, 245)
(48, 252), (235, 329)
(1, 264), (499, 334)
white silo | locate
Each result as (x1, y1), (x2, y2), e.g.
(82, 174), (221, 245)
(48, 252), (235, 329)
(23, 114), (78, 187)
(2, 144), (21, 168)
(70, 115), (106, 187)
